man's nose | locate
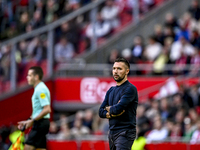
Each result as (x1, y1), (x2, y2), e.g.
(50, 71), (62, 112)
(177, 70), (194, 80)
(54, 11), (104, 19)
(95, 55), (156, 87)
(114, 70), (118, 74)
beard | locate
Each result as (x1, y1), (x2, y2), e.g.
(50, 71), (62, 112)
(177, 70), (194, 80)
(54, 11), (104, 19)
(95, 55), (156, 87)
(113, 74), (126, 82)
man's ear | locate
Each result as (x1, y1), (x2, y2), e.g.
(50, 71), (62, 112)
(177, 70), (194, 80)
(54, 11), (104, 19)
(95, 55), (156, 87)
(126, 69), (130, 75)
(35, 74), (39, 80)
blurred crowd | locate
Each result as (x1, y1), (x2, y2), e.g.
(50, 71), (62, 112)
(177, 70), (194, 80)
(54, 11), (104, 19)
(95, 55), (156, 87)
(0, 0), (165, 93)
(1, 81), (200, 150)
(138, 83), (200, 144)
(108, 0), (200, 76)
(0, 0), (158, 40)
(47, 109), (109, 140)
(0, 0), (92, 40)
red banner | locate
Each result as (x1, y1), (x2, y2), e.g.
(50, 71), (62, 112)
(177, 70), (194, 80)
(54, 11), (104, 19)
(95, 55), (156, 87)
(54, 77), (200, 103)
(54, 77), (170, 103)
(1, 77), (199, 126)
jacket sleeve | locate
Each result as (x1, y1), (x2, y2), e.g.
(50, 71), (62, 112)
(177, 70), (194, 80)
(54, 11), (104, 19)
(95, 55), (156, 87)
(110, 85), (137, 115)
(99, 87), (113, 118)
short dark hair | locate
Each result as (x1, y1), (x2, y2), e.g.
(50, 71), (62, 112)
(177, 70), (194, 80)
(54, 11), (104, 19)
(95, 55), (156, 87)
(29, 66), (43, 80)
(114, 57), (130, 69)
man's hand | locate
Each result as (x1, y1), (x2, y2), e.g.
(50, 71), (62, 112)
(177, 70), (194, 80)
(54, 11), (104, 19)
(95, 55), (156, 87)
(18, 121), (25, 130)
(18, 119), (34, 130)
(105, 106), (111, 113)
(106, 112), (111, 119)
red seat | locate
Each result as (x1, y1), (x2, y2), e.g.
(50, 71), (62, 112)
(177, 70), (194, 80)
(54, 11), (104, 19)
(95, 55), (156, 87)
(145, 143), (156, 150)
(80, 140), (107, 150)
(47, 141), (77, 150)
(105, 142), (109, 150)
(80, 141), (93, 150)
(190, 144), (200, 150)
(157, 143), (171, 150)
(145, 143), (188, 150)
(93, 141), (106, 150)
(171, 142), (187, 150)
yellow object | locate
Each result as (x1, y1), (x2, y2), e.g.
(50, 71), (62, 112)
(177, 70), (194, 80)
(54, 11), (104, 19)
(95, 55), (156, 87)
(40, 93), (46, 99)
(9, 131), (25, 150)
(132, 136), (146, 150)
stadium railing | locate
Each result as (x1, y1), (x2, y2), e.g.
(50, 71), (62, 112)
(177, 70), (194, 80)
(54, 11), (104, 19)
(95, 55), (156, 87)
(56, 63), (200, 77)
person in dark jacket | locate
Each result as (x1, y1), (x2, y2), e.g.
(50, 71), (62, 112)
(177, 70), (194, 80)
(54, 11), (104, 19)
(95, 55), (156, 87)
(99, 57), (138, 150)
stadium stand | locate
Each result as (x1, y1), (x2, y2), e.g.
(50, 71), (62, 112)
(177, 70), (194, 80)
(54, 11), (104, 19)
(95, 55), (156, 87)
(1, 0), (167, 93)
(1, 0), (200, 150)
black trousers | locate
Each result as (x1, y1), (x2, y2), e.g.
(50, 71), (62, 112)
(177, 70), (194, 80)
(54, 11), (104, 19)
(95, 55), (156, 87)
(109, 129), (136, 150)
(25, 119), (50, 149)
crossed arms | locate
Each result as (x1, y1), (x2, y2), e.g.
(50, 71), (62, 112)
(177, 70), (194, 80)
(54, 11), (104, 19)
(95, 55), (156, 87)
(104, 102), (125, 119)
(99, 92), (126, 119)
(99, 86), (136, 119)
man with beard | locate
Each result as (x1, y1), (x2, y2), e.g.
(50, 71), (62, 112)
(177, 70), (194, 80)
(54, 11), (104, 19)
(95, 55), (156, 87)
(99, 57), (138, 150)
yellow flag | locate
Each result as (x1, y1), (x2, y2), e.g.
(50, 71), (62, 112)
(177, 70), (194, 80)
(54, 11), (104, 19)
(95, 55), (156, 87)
(9, 132), (25, 150)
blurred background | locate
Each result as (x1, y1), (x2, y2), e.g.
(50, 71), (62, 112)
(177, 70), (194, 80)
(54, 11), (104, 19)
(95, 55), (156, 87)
(1, 0), (200, 149)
